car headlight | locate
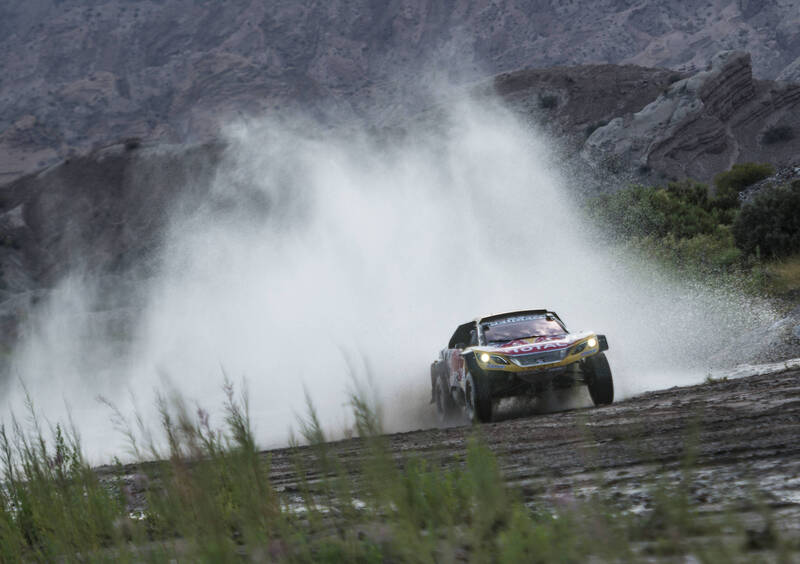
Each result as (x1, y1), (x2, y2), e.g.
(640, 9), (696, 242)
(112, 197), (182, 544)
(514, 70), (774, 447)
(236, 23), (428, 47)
(479, 353), (508, 365)
(588, 337), (597, 348)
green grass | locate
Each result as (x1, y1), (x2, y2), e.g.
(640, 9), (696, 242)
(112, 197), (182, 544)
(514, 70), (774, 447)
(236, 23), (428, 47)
(0, 380), (795, 562)
(761, 254), (800, 297)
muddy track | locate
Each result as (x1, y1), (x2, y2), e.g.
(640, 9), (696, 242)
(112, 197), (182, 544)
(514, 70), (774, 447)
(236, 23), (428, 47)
(266, 368), (800, 532)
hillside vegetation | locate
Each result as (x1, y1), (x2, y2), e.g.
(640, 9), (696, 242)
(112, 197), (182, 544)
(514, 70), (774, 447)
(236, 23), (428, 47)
(587, 163), (800, 300)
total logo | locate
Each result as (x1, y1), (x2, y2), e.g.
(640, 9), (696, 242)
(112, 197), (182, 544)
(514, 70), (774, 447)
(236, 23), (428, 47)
(502, 341), (569, 355)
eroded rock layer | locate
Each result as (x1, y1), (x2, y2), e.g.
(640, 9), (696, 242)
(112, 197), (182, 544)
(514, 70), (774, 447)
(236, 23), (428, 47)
(581, 52), (800, 181)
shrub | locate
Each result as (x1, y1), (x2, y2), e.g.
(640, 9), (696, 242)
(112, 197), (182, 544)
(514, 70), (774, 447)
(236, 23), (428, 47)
(762, 125), (794, 145)
(588, 180), (755, 276)
(733, 180), (800, 258)
(633, 228), (742, 274)
(666, 179), (710, 210)
(589, 183), (717, 240)
(712, 162), (773, 209)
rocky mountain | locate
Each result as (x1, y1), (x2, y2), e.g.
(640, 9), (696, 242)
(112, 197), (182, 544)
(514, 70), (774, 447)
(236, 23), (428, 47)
(2, 50), (798, 313)
(2, 0), (800, 361)
(494, 51), (800, 184)
(583, 51), (800, 182)
(0, 140), (221, 341)
(3, 0), (800, 183)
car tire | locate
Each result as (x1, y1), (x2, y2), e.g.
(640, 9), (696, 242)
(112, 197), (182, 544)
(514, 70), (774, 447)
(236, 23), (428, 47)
(585, 352), (614, 406)
(465, 369), (493, 423)
(434, 376), (457, 424)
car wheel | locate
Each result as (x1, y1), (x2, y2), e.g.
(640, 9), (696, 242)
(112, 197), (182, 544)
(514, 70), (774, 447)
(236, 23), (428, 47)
(585, 352), (614, 405)
(465, 369), (493, 423)
(434, 376), (457, 424)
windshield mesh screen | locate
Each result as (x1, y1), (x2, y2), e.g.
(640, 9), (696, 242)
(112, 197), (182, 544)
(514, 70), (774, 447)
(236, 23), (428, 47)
(482, 315), (565, 343)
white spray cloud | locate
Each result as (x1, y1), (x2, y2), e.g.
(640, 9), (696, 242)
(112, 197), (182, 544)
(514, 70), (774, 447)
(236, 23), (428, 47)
(5, 94), (775, 462)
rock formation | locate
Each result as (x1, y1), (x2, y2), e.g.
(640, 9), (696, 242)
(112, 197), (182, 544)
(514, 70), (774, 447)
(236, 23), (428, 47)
(491, 51), (800, 185)
(3, 0), (800, 183)
(579, 52), (800, 182)
(0, 141), (221, 302)
(580, 52), (800, 182)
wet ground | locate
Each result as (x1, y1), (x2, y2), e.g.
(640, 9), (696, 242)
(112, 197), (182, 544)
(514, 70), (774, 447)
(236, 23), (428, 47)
(265, 362), (800, 538)
(109, 361), (800, 558)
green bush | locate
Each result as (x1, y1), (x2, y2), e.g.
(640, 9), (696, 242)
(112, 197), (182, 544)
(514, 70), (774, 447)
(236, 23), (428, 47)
(733, 180), (800, 258)
(589, 181), (717, 240)
(712, 162), (774, 209)
(587, 177), (755, 277)
(587, 165), (800, 292)
(664, 179), (710, 209)
(630, 228), (742, 274)
(0, 412), (124, 560)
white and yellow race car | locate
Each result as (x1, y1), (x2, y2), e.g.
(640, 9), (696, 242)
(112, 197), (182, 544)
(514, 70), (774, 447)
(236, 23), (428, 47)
(430, 309), (613, 423)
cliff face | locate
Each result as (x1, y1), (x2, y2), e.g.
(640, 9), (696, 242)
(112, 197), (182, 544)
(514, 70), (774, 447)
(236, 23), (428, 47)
(581, 52), (800, 182)
(3, 0), (800, 183)
(490, 63), (683, 154)
(492, 52), (800, 184)
(0, 141), (221, 302)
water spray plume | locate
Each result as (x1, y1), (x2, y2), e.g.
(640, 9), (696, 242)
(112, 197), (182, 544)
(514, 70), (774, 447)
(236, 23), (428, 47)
(4, 95), (775, 461)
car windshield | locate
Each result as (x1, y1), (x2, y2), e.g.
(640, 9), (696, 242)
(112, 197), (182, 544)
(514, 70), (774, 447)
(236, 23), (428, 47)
(481, 315), (566, 344)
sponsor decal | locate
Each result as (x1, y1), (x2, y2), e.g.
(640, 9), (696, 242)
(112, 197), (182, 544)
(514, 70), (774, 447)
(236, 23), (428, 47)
(448, 351), (465, 382)
(485, 314), (545, 326)
(498, 336), (573, 356)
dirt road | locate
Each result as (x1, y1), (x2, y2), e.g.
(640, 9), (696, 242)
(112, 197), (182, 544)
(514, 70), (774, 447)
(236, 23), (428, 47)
(266, 365), (800, 535)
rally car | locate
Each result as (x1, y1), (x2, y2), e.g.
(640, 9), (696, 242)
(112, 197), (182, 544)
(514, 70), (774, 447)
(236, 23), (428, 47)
(430, 309), (613, 423)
